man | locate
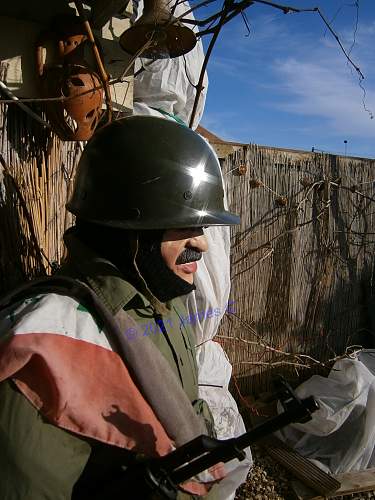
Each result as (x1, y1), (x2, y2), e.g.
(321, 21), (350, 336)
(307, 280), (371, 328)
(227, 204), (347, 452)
(0, 116), (240, 499)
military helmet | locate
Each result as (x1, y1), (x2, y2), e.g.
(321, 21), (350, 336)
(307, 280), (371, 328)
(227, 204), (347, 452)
(67, 116), (240, 229)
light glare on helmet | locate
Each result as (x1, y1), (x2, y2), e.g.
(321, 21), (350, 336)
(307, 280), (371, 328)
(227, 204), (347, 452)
(186, 162), (209, 188)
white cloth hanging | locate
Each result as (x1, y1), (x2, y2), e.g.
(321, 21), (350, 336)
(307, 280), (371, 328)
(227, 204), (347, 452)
(132, 2), (252, 497)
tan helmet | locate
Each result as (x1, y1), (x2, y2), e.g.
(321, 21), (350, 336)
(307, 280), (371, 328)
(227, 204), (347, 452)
(36, 16), (103, 141)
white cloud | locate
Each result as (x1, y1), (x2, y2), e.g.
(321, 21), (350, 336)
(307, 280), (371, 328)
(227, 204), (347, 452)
(272, 56), (375, 137)
(209, 56), (249, 78)
(201, 110), (241, 141)
(267, 16), (375, 139)
(203, 7), (375, 155)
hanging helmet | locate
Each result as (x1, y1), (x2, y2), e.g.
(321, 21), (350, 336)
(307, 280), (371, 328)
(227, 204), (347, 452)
(39, 64), (103, 141)
(36, 17), (104, 141)
(67, 116), (240, 229)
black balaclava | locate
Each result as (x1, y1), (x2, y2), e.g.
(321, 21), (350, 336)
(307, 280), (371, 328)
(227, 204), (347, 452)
(74, 221), (196, 303)
(135, 230), (196, 303)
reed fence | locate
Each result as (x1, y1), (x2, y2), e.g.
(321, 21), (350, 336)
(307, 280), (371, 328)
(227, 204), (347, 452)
(0, 103), (80, 293)
(219, 144), (375, 396)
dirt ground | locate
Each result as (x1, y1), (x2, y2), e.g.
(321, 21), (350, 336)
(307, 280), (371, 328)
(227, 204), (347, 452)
(234, 446), (375, 500)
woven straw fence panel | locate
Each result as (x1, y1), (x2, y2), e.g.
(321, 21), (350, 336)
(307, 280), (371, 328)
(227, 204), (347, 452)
(0, 104), (81, 294)
(219, 144), (375, 396)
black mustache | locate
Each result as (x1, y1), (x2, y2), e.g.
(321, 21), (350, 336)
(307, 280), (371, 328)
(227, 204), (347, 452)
(176, 248), (202, 265)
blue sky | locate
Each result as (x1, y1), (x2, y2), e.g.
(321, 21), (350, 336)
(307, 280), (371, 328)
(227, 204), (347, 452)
(198, 0), (375, 158)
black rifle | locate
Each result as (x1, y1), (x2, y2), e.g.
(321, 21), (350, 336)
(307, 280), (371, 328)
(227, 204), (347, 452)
(99, 377), (319, 499)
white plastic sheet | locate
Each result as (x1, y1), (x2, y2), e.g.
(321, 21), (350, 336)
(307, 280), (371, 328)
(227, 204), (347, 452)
(132, 2), (252, 496)
(182, 152), (252, 498)
(196, 339), (253, 499)
(184, 224), (252, 499)
(277, 350), (375, 474)
(133, 0), (207, 129)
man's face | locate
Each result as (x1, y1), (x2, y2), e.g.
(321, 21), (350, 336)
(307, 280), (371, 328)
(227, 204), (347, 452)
(160, 227), (208, 284)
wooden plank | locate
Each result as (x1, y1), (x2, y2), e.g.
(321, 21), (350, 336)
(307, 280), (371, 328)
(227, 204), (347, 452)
(260, 436), (341, 496)
(292, 468), (375, 499)
(247, 406), (340, 496)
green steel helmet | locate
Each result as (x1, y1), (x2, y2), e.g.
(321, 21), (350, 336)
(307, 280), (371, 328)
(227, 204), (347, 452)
(66, 115), (240, 229)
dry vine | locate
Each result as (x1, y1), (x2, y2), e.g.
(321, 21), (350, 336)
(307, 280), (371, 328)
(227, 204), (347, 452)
(0, 1), (369, 129)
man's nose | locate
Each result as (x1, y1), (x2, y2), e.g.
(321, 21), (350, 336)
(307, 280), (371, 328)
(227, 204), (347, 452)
(189, 231), (208, 253)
